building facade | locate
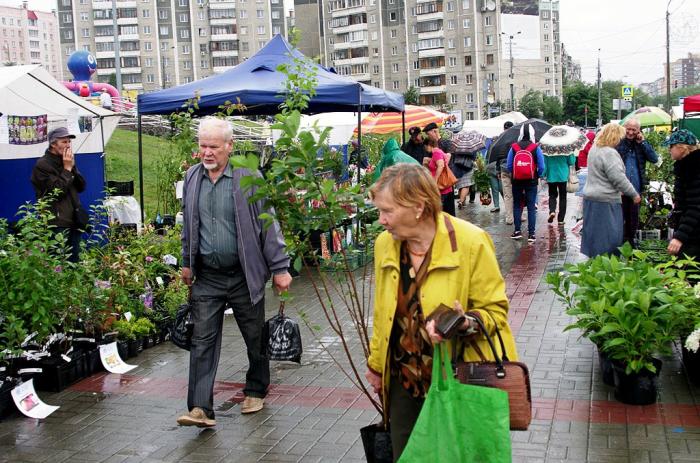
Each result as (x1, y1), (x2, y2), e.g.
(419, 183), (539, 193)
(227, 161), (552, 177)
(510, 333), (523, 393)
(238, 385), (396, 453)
(56, 0), (288, 92)
(314, 0), (562, 121)
(0, 1), (62, 80)
(671, 53), (699, 90)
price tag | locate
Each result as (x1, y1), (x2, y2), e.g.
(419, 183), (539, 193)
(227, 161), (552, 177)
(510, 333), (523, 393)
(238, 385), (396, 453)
(156, 276), (164, 286)
(61, 354), (72, 363)
(124, 312), (132, 322)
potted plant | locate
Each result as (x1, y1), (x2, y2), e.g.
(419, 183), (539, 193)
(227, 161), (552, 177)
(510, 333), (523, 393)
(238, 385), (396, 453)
(547, 244), (690, 404)
(112, 319), (135, 360)
(472, 155), (492, 206)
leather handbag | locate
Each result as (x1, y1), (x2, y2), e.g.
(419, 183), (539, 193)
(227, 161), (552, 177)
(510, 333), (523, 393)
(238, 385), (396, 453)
(437, 165), (458, 190)
(453, 314), (532, 431)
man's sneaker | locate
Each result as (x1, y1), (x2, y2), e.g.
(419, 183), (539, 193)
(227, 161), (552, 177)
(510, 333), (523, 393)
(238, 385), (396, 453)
(177, 407), (216, 427)
(510, 231), (522, 240)
(241, 396), (264, 414)
(528, 234), (536, 243)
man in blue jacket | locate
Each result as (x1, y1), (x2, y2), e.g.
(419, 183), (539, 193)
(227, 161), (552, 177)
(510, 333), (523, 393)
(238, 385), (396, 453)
(177, 117), (292, 427)
(616, 119), (658, 246)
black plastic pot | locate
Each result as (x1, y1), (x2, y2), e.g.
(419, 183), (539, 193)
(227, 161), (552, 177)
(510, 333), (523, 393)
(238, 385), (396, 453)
(681, 344), (700, 386)
(117, 340), (130, 360)
(612, 358), (662, 405)
(127, 338), (143, 358)
(0, 376), (16, 419)
(598, 349), (615, 386)
(360, 422), (393, 463)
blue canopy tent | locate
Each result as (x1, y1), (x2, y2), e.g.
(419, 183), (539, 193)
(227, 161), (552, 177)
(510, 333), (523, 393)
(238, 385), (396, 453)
(135, 35), (404, 219)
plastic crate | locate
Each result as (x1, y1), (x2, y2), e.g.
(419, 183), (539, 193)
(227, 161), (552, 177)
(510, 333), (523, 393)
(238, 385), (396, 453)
(107, 180), (135, 196)
(636, 229), (661, 241)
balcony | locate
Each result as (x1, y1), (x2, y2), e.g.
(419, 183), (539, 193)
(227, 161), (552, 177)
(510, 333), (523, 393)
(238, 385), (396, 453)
(332, 22), (368, 35)
(419, 66), (445, 77)
(211, 33), (237, 41)
(117, 17), (138, 26)
(416, 12), (444, 22)
(331, 6), (366, 19)
(418, 47), (444, 59)
(209, 1), (236, 9)
(420, 85), (446, 94)
(333, 39), (368, 50)
(349, 72), (370, 82)
(93, 19), (113, 27)
(122, 83), (143, 91)
(333, 56), (369, 66)
(93, 1), (136, 8)
(119, 49), (141, 58)
(417, 29), (444, 41)
(210, 17), (236, 26)
(212, 50), (238, 58)
(213, 65), (236, 73)
(95, 51), (115, 59)
(119, 33), (139, 41)
(95, 35), (115, 43)
(121, 66), (142, 75)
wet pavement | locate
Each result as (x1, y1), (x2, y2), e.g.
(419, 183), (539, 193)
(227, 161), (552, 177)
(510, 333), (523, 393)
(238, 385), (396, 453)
(1, 193), (699, 462)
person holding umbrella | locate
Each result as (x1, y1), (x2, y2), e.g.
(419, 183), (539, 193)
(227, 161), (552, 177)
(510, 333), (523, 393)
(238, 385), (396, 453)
(506, 123), (546, 243)
(539, 126), (586, 225)
(451, 130), (486, 208)
(488, 121), (515, 220)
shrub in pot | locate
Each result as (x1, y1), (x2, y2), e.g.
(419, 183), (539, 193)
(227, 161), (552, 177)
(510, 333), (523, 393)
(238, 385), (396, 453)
(547, 243), (691, 404)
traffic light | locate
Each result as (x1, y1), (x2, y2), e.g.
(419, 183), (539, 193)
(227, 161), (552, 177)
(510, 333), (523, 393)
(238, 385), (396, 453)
(674, 80), (678, 89)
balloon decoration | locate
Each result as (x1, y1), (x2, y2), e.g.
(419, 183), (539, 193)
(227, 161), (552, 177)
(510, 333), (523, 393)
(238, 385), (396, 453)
(62, 50), (124, 109)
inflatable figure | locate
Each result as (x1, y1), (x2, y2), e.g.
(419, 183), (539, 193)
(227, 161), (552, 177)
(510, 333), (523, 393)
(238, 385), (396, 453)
(62, 50), (127, 111)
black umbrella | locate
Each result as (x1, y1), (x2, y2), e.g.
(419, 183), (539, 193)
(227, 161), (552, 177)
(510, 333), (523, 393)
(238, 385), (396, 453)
(488, 118), (552, 164)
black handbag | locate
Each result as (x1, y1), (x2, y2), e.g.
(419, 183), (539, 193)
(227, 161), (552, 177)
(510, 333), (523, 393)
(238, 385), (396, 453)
(261, 302), (302, 363)
(171, 289), (193, 351)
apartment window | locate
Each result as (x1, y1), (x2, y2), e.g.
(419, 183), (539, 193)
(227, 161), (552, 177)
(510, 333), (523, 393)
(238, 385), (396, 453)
(466, 112), (474, 120)
(180, 28), (190, 39)
(80, 12), (88, 21)
(393, 81), (399, 90)
(412, 43), (418, 52)
(485, 16), (492, 26)
(446, 1), (454, 12)
(240, 26), (248, 35)
(241, 42), (249, 52)
(83, 45), (91, 52)
(544, 56), (550, 63)
(389, 12), (397, 21)
(371, 31), (377, 40)
(143, 25), (152, 34)
(179, 13), (188, 23)
(158, 9), (168, 19)
(373, 81), (380, 88)
(144, 42), (152, 51)
(544, 34), (549, 41)
(450, 94), (458, 104)
(256, 9), (264, 19)
(391, 29), (397, 38)
(258, 40), (266, 48)
(392, 63), (399, 72)
(160, 26), (170, 36)
(544, 44), (550, 52)
(413, 61), (419, 70)
(447, 39), (455, 49)
(198, 11), (205, 20)
(465, 74), (473, 84)
(447, 20), (455, 30)
(147, 74), (155, 83)
(463, 37), (471, 47)
(488, 72), (495, 80)
(391, 46), (397, 56)
(182, 44), (191, 54)
(462, 0), (469, 10)
(544, 22), (549, 30)
(373, 65), (380, 73)
(239, 10), (248, 19)
(389, 0), (395, 3)
(257, 26), (265, 35)
(200, 59), (209, 68)
(184, 60), (192, 70)
(121, 25), (138, 35)
(466, 93), (474, 103)
(63, 30), (73, 40)
(81, 29), (90, 38)
(62, 13), (72, 24)
(179, 0), (188, 6)
(486, 54), (494, 65)
(544, 67), (550, 73)
(542, 10), (550, 19)
(145, 57), (153, 66)
(142, 9), (150, 17)
(272, 11), (280, 19)
(448, 57), (457, 67)
(545, 78), (551, 85)
(486, 35), (493, 46)
(370, 14), (375, 24)
(450, 75), (458, 85)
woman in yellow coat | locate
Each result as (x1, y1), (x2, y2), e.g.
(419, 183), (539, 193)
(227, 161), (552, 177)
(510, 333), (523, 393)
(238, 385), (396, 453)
(364, 163), (518, 460)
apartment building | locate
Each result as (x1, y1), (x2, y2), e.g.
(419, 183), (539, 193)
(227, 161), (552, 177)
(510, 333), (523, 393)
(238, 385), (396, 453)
(315, 0), (562, 121)
(0, 1), (62, 81)
(56, 0), (287, 93)
(671, 53), (699, 90)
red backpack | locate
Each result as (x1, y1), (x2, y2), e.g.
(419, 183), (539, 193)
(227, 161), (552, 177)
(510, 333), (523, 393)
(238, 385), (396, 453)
(511, 143), (538, 180)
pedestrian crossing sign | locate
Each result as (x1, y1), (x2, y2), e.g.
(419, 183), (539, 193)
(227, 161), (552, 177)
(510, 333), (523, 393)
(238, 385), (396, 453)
(621, 85), (634, 101)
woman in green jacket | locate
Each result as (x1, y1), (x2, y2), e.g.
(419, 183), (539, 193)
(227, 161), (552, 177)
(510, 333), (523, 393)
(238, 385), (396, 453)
(365, 163), (517, 460)
(373, 138), (419, 182)
(544, 153), (576, 224)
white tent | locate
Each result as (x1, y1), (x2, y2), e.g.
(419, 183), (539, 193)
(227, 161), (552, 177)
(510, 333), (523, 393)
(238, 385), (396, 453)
(298, 112), (368, 145)
(459, 111), (528, 137)
(0, 65), (120, 221)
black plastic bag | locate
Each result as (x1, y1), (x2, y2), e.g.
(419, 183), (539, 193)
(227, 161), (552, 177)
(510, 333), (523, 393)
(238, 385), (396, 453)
(261, 302), (302, 363)
(171, 301), (193, 351)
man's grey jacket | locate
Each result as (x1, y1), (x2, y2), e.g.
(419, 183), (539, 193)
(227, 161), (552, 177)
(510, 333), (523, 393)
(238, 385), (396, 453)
(181, 163), (290, 305)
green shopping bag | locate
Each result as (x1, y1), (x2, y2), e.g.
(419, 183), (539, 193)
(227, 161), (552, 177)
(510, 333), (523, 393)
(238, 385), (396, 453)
(398, 344), (512, 463)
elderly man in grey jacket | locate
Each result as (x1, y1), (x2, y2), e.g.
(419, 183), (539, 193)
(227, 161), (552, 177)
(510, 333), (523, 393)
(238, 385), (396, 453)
(177, 117), (292, 427)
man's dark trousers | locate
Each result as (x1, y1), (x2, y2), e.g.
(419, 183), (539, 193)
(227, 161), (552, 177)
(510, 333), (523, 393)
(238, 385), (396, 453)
(621, 195), (640, 246)
(188, 265), (268, 418)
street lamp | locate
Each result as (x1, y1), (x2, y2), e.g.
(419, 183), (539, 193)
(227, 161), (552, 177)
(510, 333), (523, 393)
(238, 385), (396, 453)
(161, 45), (176, 89)
(501, 31), (521, 111)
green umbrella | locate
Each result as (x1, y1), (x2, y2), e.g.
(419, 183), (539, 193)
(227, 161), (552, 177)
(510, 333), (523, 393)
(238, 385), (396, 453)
(620, 106), (671, 128)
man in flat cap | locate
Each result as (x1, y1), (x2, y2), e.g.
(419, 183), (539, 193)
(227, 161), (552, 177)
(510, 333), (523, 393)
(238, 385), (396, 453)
(401, 126), (426, 164)
(31, 127), (86, 262)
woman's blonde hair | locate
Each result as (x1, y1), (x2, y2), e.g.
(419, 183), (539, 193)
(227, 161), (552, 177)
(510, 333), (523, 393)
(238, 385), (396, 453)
(595, 123), (625, 148)
(369, 163), (441, 222)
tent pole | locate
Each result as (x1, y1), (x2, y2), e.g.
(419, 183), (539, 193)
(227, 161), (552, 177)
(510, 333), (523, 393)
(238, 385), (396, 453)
(99, 117), (106, 186)
(137, 114), (145, 224)
(401, 111), (406, 145)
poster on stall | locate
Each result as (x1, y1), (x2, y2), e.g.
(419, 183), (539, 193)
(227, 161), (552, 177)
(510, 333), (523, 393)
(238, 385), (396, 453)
(7, 114), (48, 145)
(99, 341), (136, 374)
(11, 379), (59, 419)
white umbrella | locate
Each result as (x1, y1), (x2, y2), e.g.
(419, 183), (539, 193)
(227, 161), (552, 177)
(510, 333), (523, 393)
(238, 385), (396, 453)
(539, 125), (588, 156)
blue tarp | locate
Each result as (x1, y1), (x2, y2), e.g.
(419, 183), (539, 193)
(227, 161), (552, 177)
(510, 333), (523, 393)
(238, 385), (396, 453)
(137, 35), (404, 116)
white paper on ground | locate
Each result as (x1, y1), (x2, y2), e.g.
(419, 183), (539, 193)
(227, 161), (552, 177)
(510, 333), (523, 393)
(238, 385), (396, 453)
(11, 379), (59, 419)
(99, 342), (136, 374)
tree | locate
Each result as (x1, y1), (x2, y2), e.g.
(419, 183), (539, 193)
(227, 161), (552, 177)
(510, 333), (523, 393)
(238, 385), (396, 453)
(518, 89), (544, 119)
(651, 85), (700, 107)
(542, 95), (564, 124)
(563, 82), (597, 126)
(403, 85), (420, 105)
(108, 73), (117, 89)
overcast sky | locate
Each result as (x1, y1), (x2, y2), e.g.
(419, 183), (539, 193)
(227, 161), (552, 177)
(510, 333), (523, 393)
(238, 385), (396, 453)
(4, 0), (699, 87)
